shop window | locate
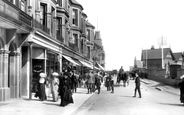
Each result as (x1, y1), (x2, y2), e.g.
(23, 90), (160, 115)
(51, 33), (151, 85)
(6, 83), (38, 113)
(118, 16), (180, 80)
(72, 9), (78, 26)
(46, 51), (59, 77)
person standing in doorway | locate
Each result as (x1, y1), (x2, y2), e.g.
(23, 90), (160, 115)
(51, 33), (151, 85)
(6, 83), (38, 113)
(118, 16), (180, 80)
(133, 73), (142, 98)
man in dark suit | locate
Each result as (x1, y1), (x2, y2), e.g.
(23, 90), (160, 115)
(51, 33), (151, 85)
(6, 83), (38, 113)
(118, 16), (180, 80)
(133, 73), (142, 98)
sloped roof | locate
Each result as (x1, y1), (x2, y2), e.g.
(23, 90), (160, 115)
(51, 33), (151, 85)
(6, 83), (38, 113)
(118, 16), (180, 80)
(173, 52), (182, 62)
(70, 0), (84, 10)
(141, 48), (174, 60)
(86, 21), (95, 29)
(94, 31), (102, 47)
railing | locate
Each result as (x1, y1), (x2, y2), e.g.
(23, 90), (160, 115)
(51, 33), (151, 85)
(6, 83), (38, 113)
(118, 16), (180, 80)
(32, 19), (50, 34)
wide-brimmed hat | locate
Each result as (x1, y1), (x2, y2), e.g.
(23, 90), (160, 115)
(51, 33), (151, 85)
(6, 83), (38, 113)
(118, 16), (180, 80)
(52, 72), (59, 76)
(180, 75), (184, 79)
(39, 73), (47, 78)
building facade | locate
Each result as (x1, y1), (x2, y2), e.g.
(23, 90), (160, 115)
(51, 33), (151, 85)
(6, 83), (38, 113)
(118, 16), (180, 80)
(0, 0), (105, 101)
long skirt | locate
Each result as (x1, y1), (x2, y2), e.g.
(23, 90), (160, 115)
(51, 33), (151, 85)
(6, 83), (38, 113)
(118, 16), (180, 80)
(60, 86), (74, 106)
(180, 90), (184, 103)
(39, 83), (46, 101)
(51, 85), (59, 102)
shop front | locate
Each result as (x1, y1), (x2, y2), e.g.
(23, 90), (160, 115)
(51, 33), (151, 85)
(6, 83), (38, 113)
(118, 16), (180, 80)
(20, 30), (62, 99)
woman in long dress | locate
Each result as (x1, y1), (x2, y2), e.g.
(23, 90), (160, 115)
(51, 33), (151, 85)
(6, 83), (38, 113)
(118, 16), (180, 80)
(178, 75), (184, 105)
(51, 72), (60, 102)
(39, 73), (47, 101)
(59, 72), (74, 107)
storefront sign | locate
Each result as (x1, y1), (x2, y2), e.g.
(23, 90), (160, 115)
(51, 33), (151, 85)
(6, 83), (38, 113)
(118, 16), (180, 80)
(0, 0), (19, 20)
(33, 48), (45, 59)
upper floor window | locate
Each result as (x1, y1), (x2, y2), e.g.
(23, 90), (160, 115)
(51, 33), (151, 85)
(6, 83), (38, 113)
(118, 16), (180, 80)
(73, 33), (78, 45)
(21, 0), (27, 12)
(72, 9), (78, 26)
(57, 0), (63, 7)
(87, 29), (90, 41)
(8, 0), (19, 7)
(40, 3), (47, 26)
(87, 46), (90, 59)
(56, 18), (63, 42)
(101, 53), (105, 60)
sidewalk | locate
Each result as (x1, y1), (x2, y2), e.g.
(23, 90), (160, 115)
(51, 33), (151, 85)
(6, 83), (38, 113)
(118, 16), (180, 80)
(0, 87), (93, 115)
(141, 79), (180, 96)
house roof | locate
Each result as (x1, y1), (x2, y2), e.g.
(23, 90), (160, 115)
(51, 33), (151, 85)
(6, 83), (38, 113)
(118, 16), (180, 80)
(173, 52), (182, 62)
(94, 31), (102, 47)
(86, 21), (95, 29)
(141, 48), (175, 60)
(70, 0), (84, 10)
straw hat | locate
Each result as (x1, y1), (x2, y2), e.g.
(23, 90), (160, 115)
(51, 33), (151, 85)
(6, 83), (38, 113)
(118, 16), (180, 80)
(52, 72), (59, 76)
(39, 73), (47, 78)
(180, 75), (184, 79)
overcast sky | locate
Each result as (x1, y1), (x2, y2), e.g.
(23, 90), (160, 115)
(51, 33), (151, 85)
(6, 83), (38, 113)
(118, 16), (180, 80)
(77, 0), (184, 71)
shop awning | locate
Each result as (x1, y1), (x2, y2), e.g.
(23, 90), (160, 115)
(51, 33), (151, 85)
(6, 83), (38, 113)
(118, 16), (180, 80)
(63, 55), (80, 66)
(97, 63), (105, 71)
(78, 60), (93, 69)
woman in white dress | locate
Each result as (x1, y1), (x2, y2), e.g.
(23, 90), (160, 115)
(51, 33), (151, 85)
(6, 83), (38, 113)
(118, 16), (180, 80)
(51, 72), (59, 102)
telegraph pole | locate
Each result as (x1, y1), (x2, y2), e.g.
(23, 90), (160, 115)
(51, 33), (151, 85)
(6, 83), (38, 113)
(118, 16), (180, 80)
(158, 35), (167, 69)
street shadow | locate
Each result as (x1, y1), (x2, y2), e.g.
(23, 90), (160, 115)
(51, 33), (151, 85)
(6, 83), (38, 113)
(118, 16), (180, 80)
(151, 83), (164, 88)
(42, 102), (61, 107)
(23, 98), (40, 102)
(75, 91), (88, 94)
(158, 102), (184, 107)
(114, 84), (124, 87)
(120, 95), (134, 98)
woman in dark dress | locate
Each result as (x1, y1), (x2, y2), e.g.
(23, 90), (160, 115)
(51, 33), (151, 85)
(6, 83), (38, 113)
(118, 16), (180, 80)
(39, 73), (47, 101)
(178, 75), (184, 105)
(59, 72), (74, 107)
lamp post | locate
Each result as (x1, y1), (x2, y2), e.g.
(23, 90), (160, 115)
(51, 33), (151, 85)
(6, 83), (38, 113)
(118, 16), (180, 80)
(91, 47), (97, 72)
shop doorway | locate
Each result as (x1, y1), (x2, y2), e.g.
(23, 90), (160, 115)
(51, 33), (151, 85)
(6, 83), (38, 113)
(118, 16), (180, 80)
(32, 59), (44, 93)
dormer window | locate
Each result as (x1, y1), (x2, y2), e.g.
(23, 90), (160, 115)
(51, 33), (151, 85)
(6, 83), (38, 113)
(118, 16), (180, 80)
(72, 9), (78, 26)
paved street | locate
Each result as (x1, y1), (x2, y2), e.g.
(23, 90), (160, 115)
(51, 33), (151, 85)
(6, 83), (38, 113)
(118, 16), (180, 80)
(0, 76), (183, 115)
(0, 87), (93, 115)
(73, 77), (184, 115)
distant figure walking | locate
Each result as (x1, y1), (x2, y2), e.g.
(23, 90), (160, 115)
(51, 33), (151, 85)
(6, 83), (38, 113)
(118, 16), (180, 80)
(178, 75), (184, 105)
(133, 73), (142, 98)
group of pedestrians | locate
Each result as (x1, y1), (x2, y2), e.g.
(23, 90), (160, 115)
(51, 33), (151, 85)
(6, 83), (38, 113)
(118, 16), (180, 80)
(85, 69), (103, 94)
(34, 67), (81, 107)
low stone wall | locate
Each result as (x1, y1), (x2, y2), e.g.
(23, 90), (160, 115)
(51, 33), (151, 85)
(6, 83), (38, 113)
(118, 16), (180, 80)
(147, 69), (183, 87)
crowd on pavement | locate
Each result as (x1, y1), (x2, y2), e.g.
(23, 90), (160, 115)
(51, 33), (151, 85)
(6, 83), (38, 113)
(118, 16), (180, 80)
(34, 63), (105, 107)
